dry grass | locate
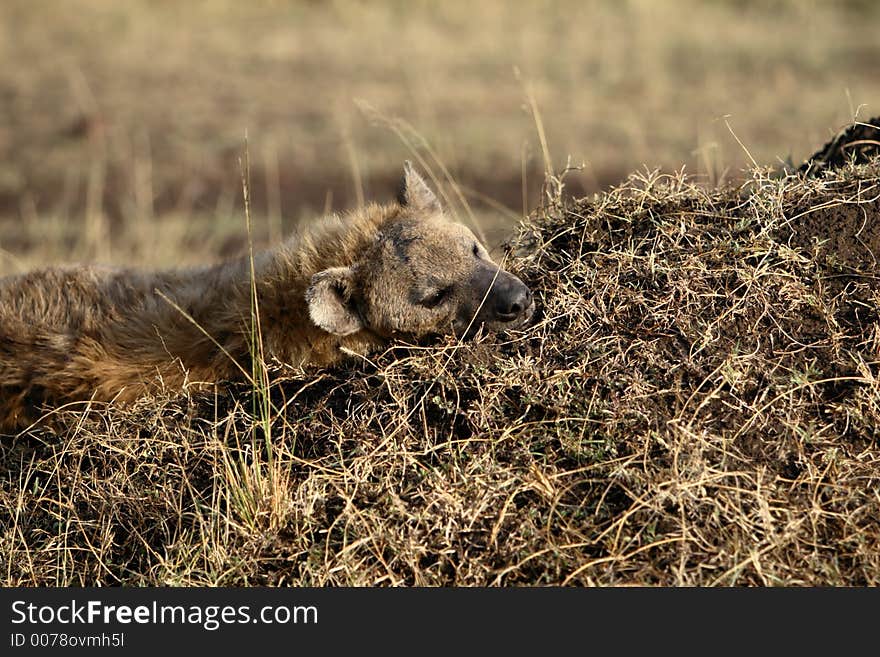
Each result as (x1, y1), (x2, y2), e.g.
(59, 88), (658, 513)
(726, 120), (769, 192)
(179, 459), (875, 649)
(2, 0), (880, 588)
(4, 143), (880, 586)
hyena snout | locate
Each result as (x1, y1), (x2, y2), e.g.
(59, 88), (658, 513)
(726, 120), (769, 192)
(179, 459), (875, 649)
(463, 264), (535, 332)
(492, 275), (533, 322)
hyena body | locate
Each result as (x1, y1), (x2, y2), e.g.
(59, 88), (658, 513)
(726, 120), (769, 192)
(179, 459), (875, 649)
(0, 164), (533, 430)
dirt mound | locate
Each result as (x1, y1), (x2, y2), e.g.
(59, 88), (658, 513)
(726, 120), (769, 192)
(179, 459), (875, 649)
(799, 116), (880, 175)
(786, 117), (880, 271)
(3, 161), (880, 586)
(778, 187), (880, 271)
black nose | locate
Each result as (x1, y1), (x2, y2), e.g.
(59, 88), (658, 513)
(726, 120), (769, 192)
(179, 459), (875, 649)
(495, 284), (532, 322)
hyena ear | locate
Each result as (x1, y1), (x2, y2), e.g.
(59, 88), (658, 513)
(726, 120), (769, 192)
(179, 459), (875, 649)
(306, 267), (364, 336)
(397, 160), (441, 212)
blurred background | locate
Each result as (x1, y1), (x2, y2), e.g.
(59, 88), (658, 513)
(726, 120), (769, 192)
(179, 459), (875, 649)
(1, 0), (878, 273)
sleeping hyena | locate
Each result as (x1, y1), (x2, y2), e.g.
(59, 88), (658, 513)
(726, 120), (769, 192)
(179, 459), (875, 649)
(0, 162), (534, 430)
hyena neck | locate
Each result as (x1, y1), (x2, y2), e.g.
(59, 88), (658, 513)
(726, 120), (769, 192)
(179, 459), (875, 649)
(236, 203), (399, 368)
(272, 202), (398, 276)
(105, 202), (397, 385)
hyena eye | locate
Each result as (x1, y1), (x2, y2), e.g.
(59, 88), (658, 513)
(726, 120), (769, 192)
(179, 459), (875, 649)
(472, 243), (481, 257)
(419, 286), (453, 309)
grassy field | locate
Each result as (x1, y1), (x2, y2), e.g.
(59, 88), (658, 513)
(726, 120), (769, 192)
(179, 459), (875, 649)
(1, 0), (879, 269)
(1, 1), (880, 586)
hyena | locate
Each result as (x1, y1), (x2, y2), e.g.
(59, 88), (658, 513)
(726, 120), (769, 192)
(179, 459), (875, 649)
(0, 163), (533, 430)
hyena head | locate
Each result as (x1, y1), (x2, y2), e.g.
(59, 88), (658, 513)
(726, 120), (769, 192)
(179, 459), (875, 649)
(306, 162), (534, 340)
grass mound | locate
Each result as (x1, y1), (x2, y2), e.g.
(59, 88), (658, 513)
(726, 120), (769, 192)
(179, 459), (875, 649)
(3, 158), (880, 586)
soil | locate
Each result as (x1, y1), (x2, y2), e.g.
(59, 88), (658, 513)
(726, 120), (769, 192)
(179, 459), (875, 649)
(786, 116), (880, 274)
(781, 193), (880, 272)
